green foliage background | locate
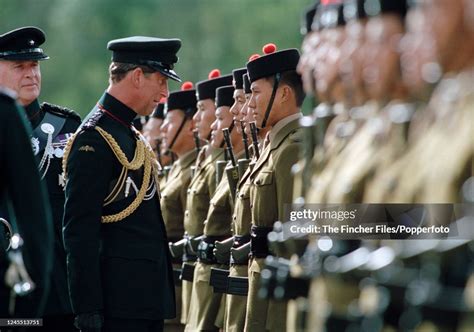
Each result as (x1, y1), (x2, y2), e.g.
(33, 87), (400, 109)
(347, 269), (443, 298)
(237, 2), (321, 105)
(1, 0), (311, 117)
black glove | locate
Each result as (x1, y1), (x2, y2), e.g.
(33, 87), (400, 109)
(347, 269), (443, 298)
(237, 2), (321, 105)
(74, 311), (104, 332)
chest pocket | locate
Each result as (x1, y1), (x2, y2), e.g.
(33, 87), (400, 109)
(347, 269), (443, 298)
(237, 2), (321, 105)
(251, 170), (277, 227)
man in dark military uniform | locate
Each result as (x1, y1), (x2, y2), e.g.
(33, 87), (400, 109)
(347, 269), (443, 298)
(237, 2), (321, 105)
(62, 36), (182, 332)
(0, 87), (53, 318)
(0, 26), (81, 329)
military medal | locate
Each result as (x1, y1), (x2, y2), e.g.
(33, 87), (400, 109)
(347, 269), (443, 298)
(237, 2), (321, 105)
(31, 137), (40, 155)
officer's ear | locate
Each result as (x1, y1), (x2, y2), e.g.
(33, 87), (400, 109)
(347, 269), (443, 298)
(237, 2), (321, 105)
(130, 67), (144, 88)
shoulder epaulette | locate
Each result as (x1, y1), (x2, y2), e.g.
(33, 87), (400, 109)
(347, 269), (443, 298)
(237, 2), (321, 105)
(41, 102), (82, 123)
(0, 87), (17, 102)
(82, 110), (104, 130)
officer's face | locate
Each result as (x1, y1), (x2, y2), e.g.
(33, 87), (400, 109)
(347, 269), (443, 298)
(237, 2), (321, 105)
(193, 99), (216, 140)
(210, 106), (232, 148)
(362, 15), (404, 101)
(139, 71), (168, 116)
(0, 60), (41, 106)
(142, 117), (163, 151)
(249, 78), (275, 128)
(230, 89), (246, 134)
(161, 109), (186, 153)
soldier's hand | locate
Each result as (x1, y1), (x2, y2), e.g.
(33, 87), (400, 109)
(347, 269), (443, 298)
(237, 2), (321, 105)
(74, 311), (103, 332)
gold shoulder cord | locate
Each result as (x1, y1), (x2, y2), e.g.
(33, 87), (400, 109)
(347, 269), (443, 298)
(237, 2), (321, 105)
(62, 126), (158, 223)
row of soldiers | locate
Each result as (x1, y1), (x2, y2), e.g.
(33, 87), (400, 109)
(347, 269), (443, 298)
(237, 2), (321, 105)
(139, 0), (473, 331)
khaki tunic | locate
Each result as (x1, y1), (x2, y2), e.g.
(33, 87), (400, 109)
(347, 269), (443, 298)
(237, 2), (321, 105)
(181, 146), (224, 325)
(160, 149), (197, 329)
(224, 156), (257, 332)
(161, 150), (198, 240)
(187, 167), (234, 331)
(245, 114), (303, 332)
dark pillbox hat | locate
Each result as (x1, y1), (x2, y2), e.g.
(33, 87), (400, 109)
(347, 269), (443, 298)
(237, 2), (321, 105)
(243, 73), (251, 94)
(232, 68), (247, 90)
(107, 36), (182, 82)
(152, 102), (165, 119)
(246, 45), (300, 83)
(196, 71), (233, 101)
(167, 90), (198, 117)
(215, 85), (235, 108)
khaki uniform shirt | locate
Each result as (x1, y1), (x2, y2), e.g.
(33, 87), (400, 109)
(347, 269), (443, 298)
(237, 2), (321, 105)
(160, 149), (198, 239)
(184, 146), (224, 236)
(249, 114), (303, 227)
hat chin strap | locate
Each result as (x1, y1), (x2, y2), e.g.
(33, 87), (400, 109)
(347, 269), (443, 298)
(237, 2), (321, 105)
(260, 73), (281, 129)
(167, 114), (188, 151)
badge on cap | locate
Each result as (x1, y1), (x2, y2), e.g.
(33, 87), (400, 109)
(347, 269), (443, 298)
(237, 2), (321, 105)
(41, 123), (55, 135)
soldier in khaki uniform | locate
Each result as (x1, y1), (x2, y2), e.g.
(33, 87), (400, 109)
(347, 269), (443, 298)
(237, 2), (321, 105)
(180, 70), (232, 326)
(159, 81), (199, 331)
(244, 44), (304, 332)
(187, 85), (247, 331)
(223, 70), (260, 332)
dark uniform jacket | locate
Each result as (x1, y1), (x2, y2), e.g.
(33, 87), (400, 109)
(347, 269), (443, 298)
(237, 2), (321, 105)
(63, 92), (175, 320)
(25, 99), (81, 315)
(0, 90), (53, 317)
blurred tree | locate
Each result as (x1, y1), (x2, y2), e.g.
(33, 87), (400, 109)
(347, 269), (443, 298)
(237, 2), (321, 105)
(0, 0), (311, 117)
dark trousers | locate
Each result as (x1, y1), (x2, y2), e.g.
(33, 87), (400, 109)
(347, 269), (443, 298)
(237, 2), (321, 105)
(104, 318), (164, 332)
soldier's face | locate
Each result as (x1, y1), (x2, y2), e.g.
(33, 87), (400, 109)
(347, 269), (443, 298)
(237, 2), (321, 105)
(0, 60), (41, 106)
(142, 117), (163, 151)
(161, 109), (185, 153)
(241, 94), (252, 136)
(140, 71), (168, 116)
(362, 15), (404, 101)
(340, 20), (368, 104)
(210, 106), (232, 148)
(230, 89), (245, 134)
(193, 99), (216, 140)
(400, 8), (438, 95)
(424, 0), (464, 71)
(298, 31), (321, 96)
(249, 78), (275, 128)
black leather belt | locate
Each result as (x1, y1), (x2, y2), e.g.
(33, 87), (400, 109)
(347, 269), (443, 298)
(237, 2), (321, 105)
(250, 225), (273, 258)
(209, 267), (229, 293)
(227, 276), (249, 296)
(180, 262), (195, 282)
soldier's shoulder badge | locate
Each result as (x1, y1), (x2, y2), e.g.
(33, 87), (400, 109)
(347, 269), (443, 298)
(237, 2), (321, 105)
(41, 102), (82, 123)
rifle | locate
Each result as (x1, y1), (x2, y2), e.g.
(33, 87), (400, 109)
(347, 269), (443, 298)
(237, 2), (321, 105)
(249, 121), (260, 159)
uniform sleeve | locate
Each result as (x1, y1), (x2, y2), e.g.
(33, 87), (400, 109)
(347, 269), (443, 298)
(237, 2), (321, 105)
(62, 129), (114, 315)
(276, 140), (301, 222)
(2, 102), (53, 317)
